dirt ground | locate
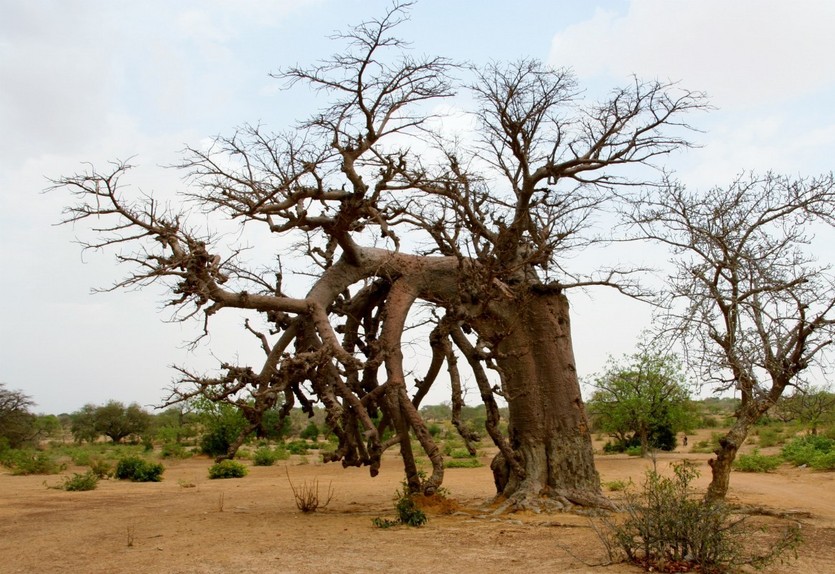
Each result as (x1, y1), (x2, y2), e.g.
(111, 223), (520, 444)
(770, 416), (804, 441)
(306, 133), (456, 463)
(2, 433), (834, 574)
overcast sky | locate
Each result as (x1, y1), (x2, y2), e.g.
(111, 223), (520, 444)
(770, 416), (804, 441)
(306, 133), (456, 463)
(2, 0), (834, 414)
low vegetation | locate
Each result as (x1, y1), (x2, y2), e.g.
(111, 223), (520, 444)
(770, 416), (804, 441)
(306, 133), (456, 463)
(733, 449), (783, 473)
(114, 456), (165, 482)
(596, 461), (801, 572)
(781, 435), (834, 469)
(208, 459), (248, 479)
(59, 470), (100, 491)
(373, 488), (428, 529)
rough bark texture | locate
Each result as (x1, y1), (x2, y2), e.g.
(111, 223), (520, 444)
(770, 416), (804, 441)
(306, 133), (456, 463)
(480, 291), (607, 510)
(706, 398), (774, 502)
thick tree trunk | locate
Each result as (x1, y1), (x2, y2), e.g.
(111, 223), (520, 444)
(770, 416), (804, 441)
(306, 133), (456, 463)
(483, 290), (609, 510)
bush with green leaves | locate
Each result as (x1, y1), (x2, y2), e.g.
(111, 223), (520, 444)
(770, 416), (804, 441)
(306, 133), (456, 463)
(1, 449), (64, 475)
(373, 488), (427, 528)
(781, 434), (833, 467)
(286, 440), (310, 455)
(733, 449), (783, 472)
(444, 457), (481, 468)
(208, 459), (248, 479)
(299, 421), (319, 441)
(114, 456), (164, 482)
(193, 400), (249, 458)
(755, 427), (786, 448)
(809, 451), (835, 470)
(596, 461), (800, 572)
(252, 447), (281, 466)
(61, 471), (99, 491)
(160, 442), (192, 459)
(87, 457), (113, 479)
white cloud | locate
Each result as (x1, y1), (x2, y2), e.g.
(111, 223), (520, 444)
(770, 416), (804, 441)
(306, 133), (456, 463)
(550, 0), (835, 109)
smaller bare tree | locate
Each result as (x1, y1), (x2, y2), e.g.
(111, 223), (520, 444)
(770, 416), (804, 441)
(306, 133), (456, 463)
(628, 172), (835, 501)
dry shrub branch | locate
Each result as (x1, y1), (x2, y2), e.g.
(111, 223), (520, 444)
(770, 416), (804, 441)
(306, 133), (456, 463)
(286, 467), (333, 513)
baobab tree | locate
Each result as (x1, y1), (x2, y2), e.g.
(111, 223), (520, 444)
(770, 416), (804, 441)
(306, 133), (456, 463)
(628, 172), (835, 501)
(54, 4), (703, 509)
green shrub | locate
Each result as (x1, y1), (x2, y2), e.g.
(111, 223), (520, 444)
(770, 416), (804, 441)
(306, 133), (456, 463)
(624, 445), (643, 457)
(61, 471), (99, 491)
(448, 447), (473, 459)
(114, 456), (164, 482)
(395, 492), (427, 526)
(208, 459), (248, 479)
(252, 447), (280, 466)
(604, 479), (631, 492)
(809, 451), (835, 471)
(160, 441), (192, 459)
(698, 415), (719, 428)
(444, 457), (481, 468)
(596, 461), (800, 572)
(87, 457), (113, 479)
(781, 435), (833, 466)
(299, 421), (320, 441)
(2, 449), (64, 475)
(286, 440), (309, 455)
(733, 450), (782, 472)
(756, 427), (786, 448)
(690, 432), (723, 454)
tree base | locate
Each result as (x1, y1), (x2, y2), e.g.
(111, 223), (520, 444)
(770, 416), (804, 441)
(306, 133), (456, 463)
(490, 488), (617, 515)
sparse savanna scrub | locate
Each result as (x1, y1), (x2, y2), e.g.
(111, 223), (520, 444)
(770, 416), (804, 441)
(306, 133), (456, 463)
(781, 435), (835, 470)
(595, 461), (801, 572)
(0, 448), (64, 475)
(733, 449), (783, 472)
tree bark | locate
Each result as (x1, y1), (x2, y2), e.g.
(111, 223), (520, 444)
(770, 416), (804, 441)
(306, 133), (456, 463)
(705, 400), (768, 502)
(481, 290), (609, 510)
(705, 421), (748, 502)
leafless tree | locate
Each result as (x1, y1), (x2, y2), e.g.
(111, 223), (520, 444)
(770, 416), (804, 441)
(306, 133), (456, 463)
(627, 172), (835, 501)
(53, 3), (704, 508)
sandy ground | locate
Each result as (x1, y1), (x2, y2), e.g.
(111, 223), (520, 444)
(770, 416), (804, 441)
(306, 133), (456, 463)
(2, 437), (834, 574)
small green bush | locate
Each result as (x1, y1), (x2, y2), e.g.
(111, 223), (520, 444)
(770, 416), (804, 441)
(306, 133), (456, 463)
(444, 457), (481, 468)
(208, 459), (248, 479)
(781, 435), (833, 466)
(809, 451), (835, 471)
(733, 450), (782, 472)
(624, 445), (643, 457)
(114, 456), (164, 482)
(286, 440), (309, 455)
(395, 493), (427, 526)
(448, 447), (473, 459)
(87, 457), (113, 479)
(160, 442), (192, 459)
(61, 471), (99, 491)
(299, 421), (320, 441)
(252, 447), (280, 466)
(604, 479), (631, 492)
(2, 450), (64, 475)
(756, 427), (785, 448)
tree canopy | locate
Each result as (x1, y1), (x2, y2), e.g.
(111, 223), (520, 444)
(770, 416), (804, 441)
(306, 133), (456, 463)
(0, 384), (38, 449)
(588, 348), (693, 455)
(70, 401), (152, 444)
